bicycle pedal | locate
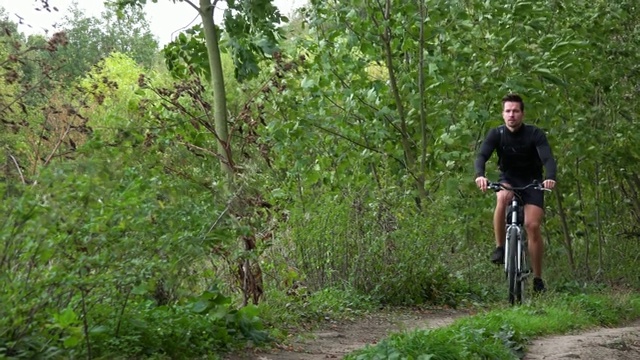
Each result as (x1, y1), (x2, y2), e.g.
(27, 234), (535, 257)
(519, 271), (532, 281)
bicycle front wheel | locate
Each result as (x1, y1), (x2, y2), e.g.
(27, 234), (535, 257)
(506, 226), (519, 305)
(516, 239), (528, 304)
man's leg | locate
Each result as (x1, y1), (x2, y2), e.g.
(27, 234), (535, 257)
(491, 185), (512, 263)
(524, 204), (545, 278)
(494, 185), (513, 247)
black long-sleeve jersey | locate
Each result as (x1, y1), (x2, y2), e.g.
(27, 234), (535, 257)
(474, 124), (557, 181)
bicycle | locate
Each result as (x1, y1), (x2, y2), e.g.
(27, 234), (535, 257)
(487, 181), (550, 305)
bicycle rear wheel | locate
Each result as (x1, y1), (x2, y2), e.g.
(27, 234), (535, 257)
(506, 227), (519, 305)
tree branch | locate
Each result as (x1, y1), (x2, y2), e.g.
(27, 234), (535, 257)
(43, 123), (72, 167)
(177, 140), (222, 159)
(206, 204), (229, 235)
(307, 121), (408, 169)
(8, 153), (26, 184)
(183, 0), (201, 13)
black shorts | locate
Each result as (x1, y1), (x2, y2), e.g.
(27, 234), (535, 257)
(499, 174), (544, 209)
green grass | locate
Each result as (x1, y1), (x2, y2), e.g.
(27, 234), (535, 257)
(258, 286), (378, 333)
(345, 291), (640, 360)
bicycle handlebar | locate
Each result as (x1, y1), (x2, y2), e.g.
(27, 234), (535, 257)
(487, 181), (552, 192)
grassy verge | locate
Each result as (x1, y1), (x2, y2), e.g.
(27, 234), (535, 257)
(258, 287), (378, 336)
(345, 291), (640, 360)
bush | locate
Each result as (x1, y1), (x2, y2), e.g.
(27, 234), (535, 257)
(280, 188), (495, 307)
(0, 154), (265, 358)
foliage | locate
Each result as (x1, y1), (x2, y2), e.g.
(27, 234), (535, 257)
(161, 24), (212, 80)
(90, 290), (269, 358)
(221, 0), (287, 81)
(346, 291), (640, 359)
(2, 0), (640, 357)
(79, 52), (149, 142)
(123, 0), (286, 82)
(260, 287), (377, 331)
(279, 186), (494, 307)
(0, 144), (268, 358)
(257, 0), (640, 297)
(51, 2), (158, 83)
(0, 3), (157, 181)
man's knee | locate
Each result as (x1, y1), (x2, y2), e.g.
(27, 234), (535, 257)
(496, 192), (512, 209)
(525, 219), (541, 233)
(524, 205), (544, 234)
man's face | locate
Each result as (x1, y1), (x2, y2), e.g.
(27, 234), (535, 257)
(502, 101), (524, 130)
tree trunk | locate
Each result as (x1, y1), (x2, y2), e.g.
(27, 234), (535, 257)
(199, 0), (265, 305)
(594, 163), (604, 278)
(626, 173), (640, 225)
(379, 0), (428, 206)
(575, 159), (591, 279)
(418, 0), (429, 200)
(199, 0), (234, 179)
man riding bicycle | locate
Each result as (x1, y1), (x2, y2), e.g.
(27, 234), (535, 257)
(474, 93), (558, 293)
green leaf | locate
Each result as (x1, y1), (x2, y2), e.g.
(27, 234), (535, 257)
(56, 308), (78, 328)
(301, 77), (316, 89)
(502, 37), (518, 51)
(440, 133), (454, 145)
(131, 284), (149, 295)
(428, 63), (438, 76)
(89, 325), (109, 334)
(211, 305), (229, 320)
(63, 334), (81, 348)
(191, 300), (210, 314)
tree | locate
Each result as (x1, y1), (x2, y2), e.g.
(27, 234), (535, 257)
(49, 2), (158, 83)
(114, 0), (286, 305)
(115, 0), (284, 179)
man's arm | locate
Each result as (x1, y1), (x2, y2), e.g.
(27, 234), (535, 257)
(474, 128), (500, 178)
(534, 129), (557, 181)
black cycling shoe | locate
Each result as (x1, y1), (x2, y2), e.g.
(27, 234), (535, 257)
(533, 278), (546, 293)
(490, 246), (505, 264)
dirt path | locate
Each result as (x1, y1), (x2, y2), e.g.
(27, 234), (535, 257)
(225, 307), (468, 360)
(524, 319), (640, 360)
(226, 310), (640, 360)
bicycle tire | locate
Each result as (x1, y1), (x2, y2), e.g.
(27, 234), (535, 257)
(506, 226), (518, 305)
(514, 237), (524, 304)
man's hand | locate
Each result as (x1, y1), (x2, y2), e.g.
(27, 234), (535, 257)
(542, 179), (556, 190)
(475, 176), (489, 192)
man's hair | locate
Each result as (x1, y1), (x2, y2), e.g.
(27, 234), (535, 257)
(502, 93), (525, 112)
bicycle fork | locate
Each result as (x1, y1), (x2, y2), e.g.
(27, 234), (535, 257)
(505, 226), (531, 281)
(504, 225), (525, 274)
